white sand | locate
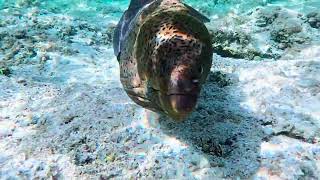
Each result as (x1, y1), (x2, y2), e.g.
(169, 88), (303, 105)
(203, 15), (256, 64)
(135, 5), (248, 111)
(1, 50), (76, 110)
(0, 4), (320, 179)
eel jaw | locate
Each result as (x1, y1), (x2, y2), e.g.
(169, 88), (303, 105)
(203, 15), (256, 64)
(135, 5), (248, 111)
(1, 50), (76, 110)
(158, 92), (199, 121)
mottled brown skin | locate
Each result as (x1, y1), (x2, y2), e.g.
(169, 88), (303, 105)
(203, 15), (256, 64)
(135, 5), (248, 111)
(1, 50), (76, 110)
(117, 0), (212, 120)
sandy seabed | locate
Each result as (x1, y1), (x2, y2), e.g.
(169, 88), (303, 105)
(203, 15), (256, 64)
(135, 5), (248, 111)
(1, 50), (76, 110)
(0, 2), (320, 179)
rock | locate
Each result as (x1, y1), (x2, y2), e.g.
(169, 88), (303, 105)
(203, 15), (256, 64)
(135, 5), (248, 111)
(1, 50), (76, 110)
(210, 28), (255, 59)
(270, 17), (304, 49)
(101, 24), (116, 45)
(207, 71), (232, 87)
(58, 25), (77, 39)
(0, 67), (11, 76)
(209, 27), (278, 60)
(74, 153), (94, 165)
(208, 6), (318, 60)
(255, 7), (281, 27)
(14, 29), (27, 39)
(306, 12), (320, 29)
(101, 6), (123, 15)
(16, 0), (41, 8)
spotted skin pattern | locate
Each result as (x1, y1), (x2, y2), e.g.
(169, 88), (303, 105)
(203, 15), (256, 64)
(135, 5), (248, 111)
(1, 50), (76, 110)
(115, 0), (213, 120)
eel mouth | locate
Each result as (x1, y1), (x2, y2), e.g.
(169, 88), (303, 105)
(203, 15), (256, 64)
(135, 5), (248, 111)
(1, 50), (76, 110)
(128, 86), (199, 121)
(158, 90), (199, 121)
(168, 94), (198, 114)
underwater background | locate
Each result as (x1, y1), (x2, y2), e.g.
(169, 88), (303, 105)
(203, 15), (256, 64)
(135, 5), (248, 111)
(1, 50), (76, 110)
(0, 0), (320, 179)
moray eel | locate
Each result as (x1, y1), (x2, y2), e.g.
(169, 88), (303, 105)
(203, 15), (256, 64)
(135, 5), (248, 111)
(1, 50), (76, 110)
(113, 0), (213, 120)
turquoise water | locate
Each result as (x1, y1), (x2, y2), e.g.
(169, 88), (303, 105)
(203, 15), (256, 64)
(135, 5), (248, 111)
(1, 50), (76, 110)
(1, 0), (319, 20)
